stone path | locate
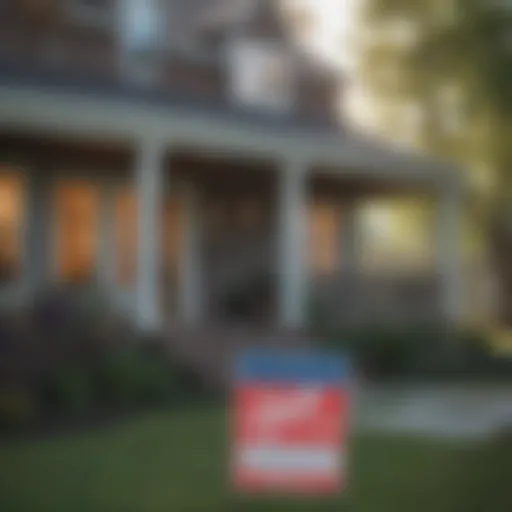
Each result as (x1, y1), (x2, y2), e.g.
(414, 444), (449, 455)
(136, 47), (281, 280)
(353, 384), (512, 439)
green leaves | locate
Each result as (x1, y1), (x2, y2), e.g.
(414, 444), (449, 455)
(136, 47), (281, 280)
(358, 0), (512, 325)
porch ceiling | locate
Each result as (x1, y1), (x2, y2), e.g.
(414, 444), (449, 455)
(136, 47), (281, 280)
(169, 150), (276, 195)
(0, 81), (465, 193)
(310, 165), (444, 197)
(0, 132), (132, 172)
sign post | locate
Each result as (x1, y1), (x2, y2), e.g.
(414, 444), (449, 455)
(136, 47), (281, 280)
(231, 349), (350, 495)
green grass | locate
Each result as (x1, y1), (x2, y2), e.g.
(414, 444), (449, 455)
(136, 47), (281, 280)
(0, 405), (509, 512)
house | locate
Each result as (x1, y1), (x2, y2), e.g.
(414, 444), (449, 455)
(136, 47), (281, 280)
(0, 0), (465, 334)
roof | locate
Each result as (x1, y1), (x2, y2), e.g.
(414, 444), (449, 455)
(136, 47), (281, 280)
(169, 0), (255, 48)
(197, 0), (257, 28)
(168, 0), (338, 80)
(0, 57), (464, 191)
(0, 56), (339, 135)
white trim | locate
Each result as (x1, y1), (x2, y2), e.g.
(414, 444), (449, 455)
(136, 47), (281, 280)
(237, 446), (340, 473)
(134, 138), (166, 331)
(277, 158), (310, 328)
(178, 183), (204, 324)
(227, 38), (297, 113)
(0, 85), (464, 189)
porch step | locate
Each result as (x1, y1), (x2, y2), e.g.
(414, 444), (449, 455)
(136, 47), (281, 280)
(166, 325), (312, 390)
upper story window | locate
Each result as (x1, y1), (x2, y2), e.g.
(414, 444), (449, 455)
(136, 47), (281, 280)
(119, 0), (163, 54)
(228, 38), (296, 112)
(67, 0), (115, 28)
(118, 0), (164, 84)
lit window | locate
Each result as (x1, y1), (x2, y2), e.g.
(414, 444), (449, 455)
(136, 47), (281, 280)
(114, 190), (183, 287)
(0, 173), (24, 285)
(309, 202), (339, 275)
(228, 39), (295, 111)
(55, 182), (99, 285)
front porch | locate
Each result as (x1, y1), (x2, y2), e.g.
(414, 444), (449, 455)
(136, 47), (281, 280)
(0, 128), (464, 332)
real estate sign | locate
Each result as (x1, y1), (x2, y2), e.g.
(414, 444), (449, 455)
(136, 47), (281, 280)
(232, 349), (350, 495)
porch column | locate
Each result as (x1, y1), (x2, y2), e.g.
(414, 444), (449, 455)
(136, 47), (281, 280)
(178, 183), (203, 324)
(437, 186), (463, 324)
(135, 138), (166, 331)
(277, 158), (309, 329)
(24, 172), (51, 294)
(97, 181), (116, 297)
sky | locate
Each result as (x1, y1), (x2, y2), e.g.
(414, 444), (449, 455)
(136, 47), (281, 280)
(296, 0), (377, 130)
(309, 0), (359, 70)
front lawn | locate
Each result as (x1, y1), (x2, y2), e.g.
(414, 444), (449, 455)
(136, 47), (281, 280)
(0, 406), (509, 512)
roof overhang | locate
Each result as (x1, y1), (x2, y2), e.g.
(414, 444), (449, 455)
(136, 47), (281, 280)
(0, 81), (465, 193)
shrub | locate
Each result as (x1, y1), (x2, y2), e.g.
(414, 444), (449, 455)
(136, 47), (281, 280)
(317, 323), (512, 381)
(0, 293), (210, 433)
(427, 330), (512, 381)
(321, 324), (441, 379)
(94, 344), (175, 408)
(0, 388), (38, 431)
(41, 365), (94, 417)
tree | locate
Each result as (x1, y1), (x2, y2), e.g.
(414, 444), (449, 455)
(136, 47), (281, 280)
(354, 0), (512, 325)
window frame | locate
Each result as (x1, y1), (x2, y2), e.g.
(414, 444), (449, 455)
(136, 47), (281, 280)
(117, 0), (166, 85)
(227, 38), (297, 113)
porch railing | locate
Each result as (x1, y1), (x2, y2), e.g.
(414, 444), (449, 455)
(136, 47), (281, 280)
(312, 272), (444, 325)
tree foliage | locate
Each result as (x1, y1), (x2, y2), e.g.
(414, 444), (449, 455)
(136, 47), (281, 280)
(356, 0), (512, 324)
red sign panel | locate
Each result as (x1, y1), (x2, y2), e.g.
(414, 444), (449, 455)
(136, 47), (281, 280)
(231, 351), (350, 495)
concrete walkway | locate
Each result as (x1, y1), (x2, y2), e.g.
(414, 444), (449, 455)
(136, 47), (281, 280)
(353, 384), (512, 440)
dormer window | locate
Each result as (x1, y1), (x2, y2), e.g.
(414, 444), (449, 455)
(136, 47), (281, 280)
(228, 38), (295, 112)
(119, 0), (163, 54)
(118, 0), (165, 85)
